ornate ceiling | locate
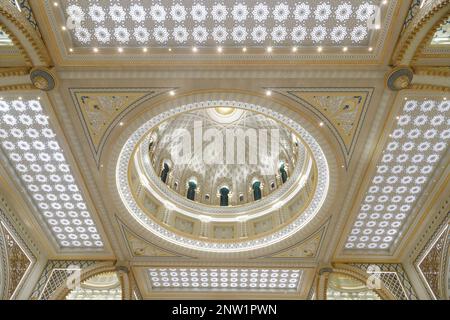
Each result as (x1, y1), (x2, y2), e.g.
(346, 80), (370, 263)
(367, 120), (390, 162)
(0, 0), (449, 301)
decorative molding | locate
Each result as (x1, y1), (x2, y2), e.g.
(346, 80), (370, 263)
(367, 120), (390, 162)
(0, 0), (51, 66)
(0, 21), (31, 65)
(393, 0), (449, 65)
(415, 219), (449, 300)
(271, 88), (372, 167)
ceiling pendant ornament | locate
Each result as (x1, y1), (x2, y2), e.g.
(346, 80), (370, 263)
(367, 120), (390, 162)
(386, 67), (414, 91)
(30, 68), (56, 91)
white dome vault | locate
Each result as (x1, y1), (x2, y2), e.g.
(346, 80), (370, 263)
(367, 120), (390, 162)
(115, 100), (330, 254)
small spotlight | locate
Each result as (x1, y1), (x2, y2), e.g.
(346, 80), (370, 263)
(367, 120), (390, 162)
(168, 48), (172, 52)
(18, 97), (22, 100)
(374, 24), (381, 30)
(242, 47), (247, 52)
(266, 46), (273, 53)
(404, 97), (408, 100)
(382, 0), (388, 4)
(69, 48), (73, 52)
(118, 47), (123, 53)
(142, 47), (148, 53)
(37, 96), (41, 100)
(265, 90), (272, 96)
(169, 90), (175, 96)
(292, 46), (298, 52)
(317, 46), (323, 52)
(443, 97), (447, 100)
(192, 47), (198, 52)
(93, 47), (98, 53)
(119, 122), (124, 126)
(217, 46), (223, 53)
(368, 47), (373, 52)
(319, 122), (324, 127)
(61, 26), (66, 31)
(53, 2), (58, 6)
(342, 46), (348, 52)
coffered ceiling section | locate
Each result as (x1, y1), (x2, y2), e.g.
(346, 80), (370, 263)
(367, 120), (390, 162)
(343, 97), (449, 253)
(147, 267), (302, 292)
(38, 0), (398, 61)
(0, 97), (105, 250)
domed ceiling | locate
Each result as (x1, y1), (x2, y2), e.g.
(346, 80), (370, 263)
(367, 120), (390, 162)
(116, 100), (329, 253)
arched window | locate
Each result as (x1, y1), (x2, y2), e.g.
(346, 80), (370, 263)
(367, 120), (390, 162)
(279, 163), (288, 184)
(219, 187), (230, 206)
(160, 163), (170, 183)
(252, 181), (262, 201)
(186, 181), (197, 201)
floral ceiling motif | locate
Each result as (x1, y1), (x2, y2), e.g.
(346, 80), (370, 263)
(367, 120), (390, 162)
(59, 0), (384, 48)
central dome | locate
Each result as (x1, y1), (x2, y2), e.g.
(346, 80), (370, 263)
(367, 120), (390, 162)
(116, 100), (329, 253)
(145, 107), (306, 207)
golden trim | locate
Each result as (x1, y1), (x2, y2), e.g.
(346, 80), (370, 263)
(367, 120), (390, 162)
(412, 13), (450, 63)
(0, 21), (31, 66)
(0, 0), (51, 66)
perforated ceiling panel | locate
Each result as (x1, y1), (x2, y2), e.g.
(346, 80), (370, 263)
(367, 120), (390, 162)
(345, 98), (449, 251)
(0, 98), (104, 249)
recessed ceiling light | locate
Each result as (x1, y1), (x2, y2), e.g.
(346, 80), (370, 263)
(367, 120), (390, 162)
(143, 47), (148, 53)
(266, 46), (273, 53)
(265, 90), (272, 96)
(168, 48), (172, 52)
(119, 122), (124, 126)
(69, 48), (73, 52)
(292, 47), (298, 52)
(37, 96), (41, 100)
(242, 47), (247, 52)
(169, 90), (175, 96)
(319, 122), (324, 127)
(368, 47), (373, 52)
(444, 97), (447, 100)
(382, 0), (388, 4)
(53, 2), (58, 6)
(192, 47), (198, 52)
(118, 47), (123, 53)
(61, 26), (66, 31)
(317, 46), (323, 52)
(93, 47), (98, 53)
(18, 97), (22, 100)
(374, 24), (381, 30)
(217, 46), (223, 53)
(342, 47), (348, 52)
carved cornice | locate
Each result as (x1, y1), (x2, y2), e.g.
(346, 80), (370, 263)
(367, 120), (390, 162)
(414, 67), (450, 77)
(0, 0), (51, 66)
(393, 0), (449, 65)
(0, 83), (34, 91)
(0, 67), (30, 77)
(412, 13), (450, 63)
(0, 21), (31, 65)
(410, 84), (450, 92)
